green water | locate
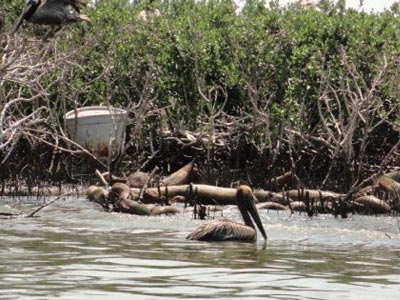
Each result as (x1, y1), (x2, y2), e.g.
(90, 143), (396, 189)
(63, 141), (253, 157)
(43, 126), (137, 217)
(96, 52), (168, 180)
(1, 197), (399, 299)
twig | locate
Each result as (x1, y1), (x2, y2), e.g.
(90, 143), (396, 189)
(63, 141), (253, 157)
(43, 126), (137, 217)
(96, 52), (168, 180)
(25, 192), (72, 218)
(95, 169), (109, 186)
(138, 148), (161, 171)
(138, 166), (159, 202)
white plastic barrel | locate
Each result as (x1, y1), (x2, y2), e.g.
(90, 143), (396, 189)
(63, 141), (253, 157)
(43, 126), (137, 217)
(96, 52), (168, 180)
(64, 106), (127, 158)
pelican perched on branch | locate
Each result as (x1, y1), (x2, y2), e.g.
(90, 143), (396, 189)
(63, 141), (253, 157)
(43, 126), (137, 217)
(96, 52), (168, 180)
(187, 185), (267, 242)
(12, 0), (89, 38)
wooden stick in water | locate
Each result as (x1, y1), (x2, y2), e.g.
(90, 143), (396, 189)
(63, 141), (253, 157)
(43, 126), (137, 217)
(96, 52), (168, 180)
(25, 192), (72, 218)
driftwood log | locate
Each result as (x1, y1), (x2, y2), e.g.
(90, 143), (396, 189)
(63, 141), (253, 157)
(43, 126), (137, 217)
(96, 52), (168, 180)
(351, 195), (391, 214)
(132, 184), (239, 205)
(85, 168), (400, 216)
(257, 202), (288, 211)
(98, 161), (201, 188)
(129, 185), (346, 206)
(267, 171), (300, 191)
(127, 171), (150, 188)
(383, 170), (400, 183)
(87, 182), (182, 216)
(344, 170), (400, 200)
(253, 190), (290, 205)
(160, 161), (196, 186)
(86, 182), (396, 215)
(285, 189), (345, 202)
(373, 175), (400, 197)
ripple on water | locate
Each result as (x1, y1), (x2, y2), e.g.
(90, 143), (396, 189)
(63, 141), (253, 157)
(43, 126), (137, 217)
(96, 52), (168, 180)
(0, 198), (399, 300)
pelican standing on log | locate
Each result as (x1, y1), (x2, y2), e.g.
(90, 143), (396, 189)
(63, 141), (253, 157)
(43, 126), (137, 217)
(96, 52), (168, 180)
(187, 185), (267, 242)
(12, 0), (89, 38)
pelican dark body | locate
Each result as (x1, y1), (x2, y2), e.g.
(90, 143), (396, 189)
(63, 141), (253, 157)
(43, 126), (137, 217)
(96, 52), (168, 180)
(12, 0), (89, 34)
(187, 185), (267, 242)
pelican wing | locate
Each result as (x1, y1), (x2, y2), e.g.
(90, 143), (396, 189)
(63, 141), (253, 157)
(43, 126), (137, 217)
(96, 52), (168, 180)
(187, 219), (257, 242)
(69, 0), (87, 12)
(46, 0), (87, 12)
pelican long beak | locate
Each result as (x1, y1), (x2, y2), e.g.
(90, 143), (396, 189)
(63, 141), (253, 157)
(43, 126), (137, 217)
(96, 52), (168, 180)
(247, 195), (268, 241)
(12, 3), (34, 34)
(79, 14), (90, 22)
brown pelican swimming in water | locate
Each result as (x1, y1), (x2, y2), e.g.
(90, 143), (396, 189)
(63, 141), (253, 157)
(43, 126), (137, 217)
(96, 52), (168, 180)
(187, 185), (267, 242)
(12, 0), (89, 38)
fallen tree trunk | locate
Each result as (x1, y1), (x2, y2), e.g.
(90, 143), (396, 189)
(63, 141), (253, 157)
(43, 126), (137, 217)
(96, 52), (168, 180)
(343, 170), (400, 202)
(351, 195), (391, 214)
(285, 189), (345, 202)
(128, 185), (348, 206)
(160, 161), (195, 186)
(383, 170), (400, 183)
(267, 171), (300, 191)
(85, 182), (399, 215)
(253, 190), (293, 205)
(373, 175), (400, 197)
(132, 184), (239, 205)
(257, 202), (288, 211)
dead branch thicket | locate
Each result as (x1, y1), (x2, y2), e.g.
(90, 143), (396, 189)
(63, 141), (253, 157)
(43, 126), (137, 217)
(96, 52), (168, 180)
(315, 51), (400, 187)
(1, 36), (57, 163)
(299, 50), (399, 189)
(0, 24), (399, 194)
(0, 32), (106, 185)
(160, 48), (400, 190)
(0, 29), (169, 187)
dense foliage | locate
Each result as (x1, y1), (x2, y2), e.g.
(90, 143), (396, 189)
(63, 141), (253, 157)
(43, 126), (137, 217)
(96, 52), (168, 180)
(1, 0), (399, 190)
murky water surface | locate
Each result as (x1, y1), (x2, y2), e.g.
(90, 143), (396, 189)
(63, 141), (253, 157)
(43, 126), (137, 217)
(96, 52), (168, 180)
(1, 197), (399, 300)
